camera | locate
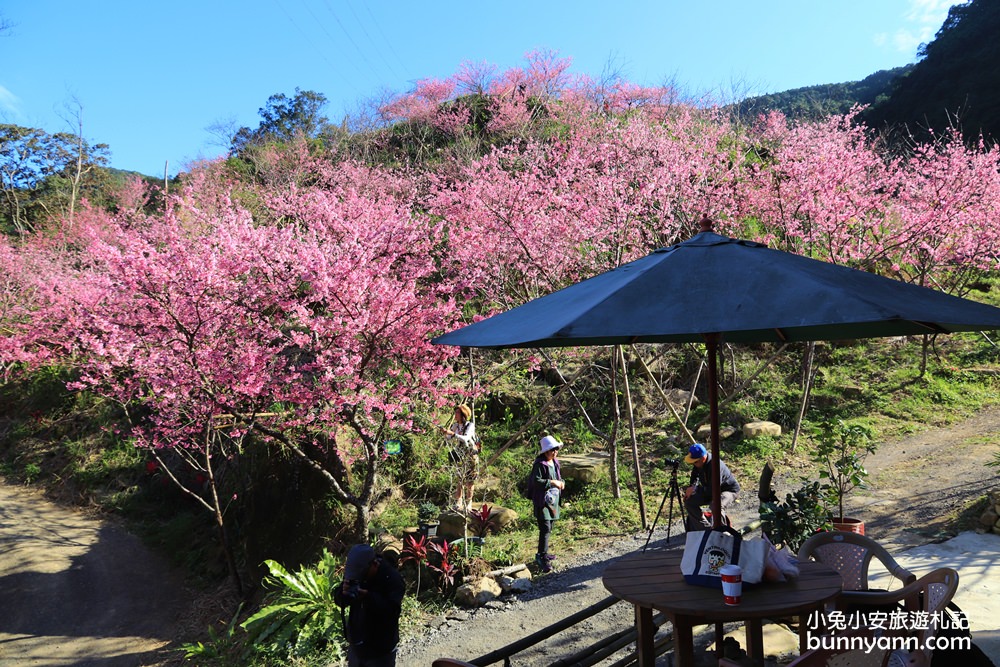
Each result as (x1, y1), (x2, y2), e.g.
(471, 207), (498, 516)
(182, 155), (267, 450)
(342, 579), (362, 603)
(664, 457), (681, 468)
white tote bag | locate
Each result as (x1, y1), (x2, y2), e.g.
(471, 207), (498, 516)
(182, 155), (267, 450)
(680, 527), (767, 589)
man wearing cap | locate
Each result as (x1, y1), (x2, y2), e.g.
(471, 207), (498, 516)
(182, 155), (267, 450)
(683, 442), (740, 531)
(530, 434), (566, 572)
(335, 544), (405, 667)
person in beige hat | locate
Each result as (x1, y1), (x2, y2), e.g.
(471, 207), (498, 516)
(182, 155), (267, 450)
(441, 403), (479, 511)
(530, 434), (566, 572)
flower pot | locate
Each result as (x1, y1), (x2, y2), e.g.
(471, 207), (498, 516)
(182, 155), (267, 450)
(418, 521), (440, 538)
(832, 517), (864, 535)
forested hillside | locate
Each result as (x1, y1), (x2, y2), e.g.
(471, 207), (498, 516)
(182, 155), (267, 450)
(738, 0), (999, 147)
(733, 66), (911, 121)
(863, 0), (1000, 144)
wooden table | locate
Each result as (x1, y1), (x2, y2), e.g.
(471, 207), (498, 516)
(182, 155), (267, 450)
(602, 547), (842, 667)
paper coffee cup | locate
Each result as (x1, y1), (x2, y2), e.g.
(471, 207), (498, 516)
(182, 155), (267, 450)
(720, 564), (742, 605)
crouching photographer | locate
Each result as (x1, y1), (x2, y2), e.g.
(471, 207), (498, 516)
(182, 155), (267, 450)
(335, 544), (405, 667)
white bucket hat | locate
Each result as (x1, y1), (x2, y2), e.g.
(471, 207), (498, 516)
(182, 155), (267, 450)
(539, 435), (562, 454)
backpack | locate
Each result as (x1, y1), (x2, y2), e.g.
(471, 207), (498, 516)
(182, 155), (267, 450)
(519, 470), (535, 500)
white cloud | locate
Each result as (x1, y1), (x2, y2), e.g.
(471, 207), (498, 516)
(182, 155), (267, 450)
(0, 84), (21, 118)
(889, 0), (960, 55)
(904, 0), (956, 24)
(892, 29), (926, 55)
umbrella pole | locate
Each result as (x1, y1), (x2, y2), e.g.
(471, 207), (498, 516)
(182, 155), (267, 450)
(705, 334), (723, 529)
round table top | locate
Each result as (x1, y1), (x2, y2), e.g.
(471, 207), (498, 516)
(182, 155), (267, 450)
(602, 546), (842, 621)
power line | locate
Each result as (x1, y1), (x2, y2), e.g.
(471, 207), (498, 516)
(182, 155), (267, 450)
(318, 0), (391, 84)
(271, 0), (365, 97)
(362, 2), (413, 79)
(342, 0), (402, 80)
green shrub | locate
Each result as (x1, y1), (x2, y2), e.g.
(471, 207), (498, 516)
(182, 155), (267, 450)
(760, 481), (832, 552)
(240, 550), (345, 663)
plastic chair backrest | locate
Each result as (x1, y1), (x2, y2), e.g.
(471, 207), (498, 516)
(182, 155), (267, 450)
(798, 531), (916, 593)
(785, 568), (959, 667)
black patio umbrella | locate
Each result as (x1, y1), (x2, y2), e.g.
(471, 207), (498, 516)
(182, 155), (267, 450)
(432, 218), (1000, 527)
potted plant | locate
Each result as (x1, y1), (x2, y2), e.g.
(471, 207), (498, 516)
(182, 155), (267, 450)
(467, 503), (497, 541)
(417, 501), (440, 538)
(810, 420), (877, 534)
(760, 480), (833, 553)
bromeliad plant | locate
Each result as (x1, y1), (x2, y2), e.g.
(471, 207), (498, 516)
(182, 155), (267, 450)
(468, 503), (498, 538)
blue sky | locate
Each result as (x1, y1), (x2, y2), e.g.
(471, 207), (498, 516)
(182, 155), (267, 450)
(1, 1), (960, 177)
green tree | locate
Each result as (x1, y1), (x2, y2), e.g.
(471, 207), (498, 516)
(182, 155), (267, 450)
(0, 124), (110, 235)
(230, 88), (331, 155)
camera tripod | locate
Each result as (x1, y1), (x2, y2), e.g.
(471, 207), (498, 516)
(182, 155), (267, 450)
(643, 458), (688, 552)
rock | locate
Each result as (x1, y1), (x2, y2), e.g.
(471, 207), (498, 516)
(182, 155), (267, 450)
(455, 577), (502, 607)
(488, 506), (519, 531)
(664, 388), (698, 409)
(980, 508), (998, 529)
(498, 575), (532, 594)
(559, 452), (608, 483)
(743, 421), (782, 438)
(696, 424), (739, 441)
(437, 506), (519, 540)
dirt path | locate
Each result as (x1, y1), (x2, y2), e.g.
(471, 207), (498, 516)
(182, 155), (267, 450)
(1, 407), (998, 666)
(0, 483), (190, 667)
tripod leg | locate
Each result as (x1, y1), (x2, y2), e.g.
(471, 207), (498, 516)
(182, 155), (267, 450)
(668, 470), (688, 539)
(643, 484), (672, 551)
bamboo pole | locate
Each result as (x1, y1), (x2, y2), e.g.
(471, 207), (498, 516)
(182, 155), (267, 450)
(691, 343), (789, 431)
(684, 358), (704, 424)
(631, 346), (697, 445)
(619, 345), (647, 529)
(609, 345), (622, 497)
(791, 342), (817, 452)
(483, 364), (589, 468)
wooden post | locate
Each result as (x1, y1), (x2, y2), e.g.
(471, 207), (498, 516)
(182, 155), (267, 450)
(619, 345), (647, 529)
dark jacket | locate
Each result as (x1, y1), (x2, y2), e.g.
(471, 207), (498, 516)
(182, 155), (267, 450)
(335, 558), (405, 659)
(689, 455), (740, 495)
(531, 455), (562, 520)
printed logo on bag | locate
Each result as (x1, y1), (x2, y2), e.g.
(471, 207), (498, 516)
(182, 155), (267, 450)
(706, 546), (731, 574)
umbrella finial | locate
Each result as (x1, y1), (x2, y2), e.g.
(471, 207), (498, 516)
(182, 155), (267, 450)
(699, 215), (714, 232)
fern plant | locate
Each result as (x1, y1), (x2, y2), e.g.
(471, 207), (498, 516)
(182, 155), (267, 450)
(240, 549), (345, 662)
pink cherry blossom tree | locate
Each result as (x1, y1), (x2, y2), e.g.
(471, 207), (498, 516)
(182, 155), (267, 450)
(19, 159), (459, 565)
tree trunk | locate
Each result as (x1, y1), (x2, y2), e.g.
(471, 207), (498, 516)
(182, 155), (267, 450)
(609, 347), (622, 498)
